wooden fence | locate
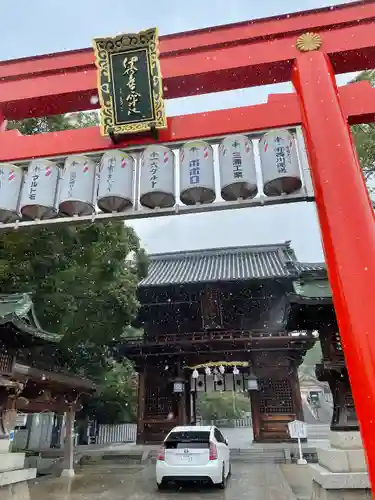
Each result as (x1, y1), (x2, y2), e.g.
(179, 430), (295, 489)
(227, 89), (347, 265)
(96, 423), (137, 445)
(95, 417), (252, 445)
(198, 416), (252, 428)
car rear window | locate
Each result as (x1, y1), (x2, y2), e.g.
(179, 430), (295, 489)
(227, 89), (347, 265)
(165, 431), (210, 449)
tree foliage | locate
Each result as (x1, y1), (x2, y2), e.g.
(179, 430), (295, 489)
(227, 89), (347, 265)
(196, 392), (250, 421)
(0, 221), (147, 372)
(350, 70), (375, 178)
(1, 112), (148, 423)
(300, 343), (322, 378)
(80, 360), (138, 424)
(8, 111), (99, 135)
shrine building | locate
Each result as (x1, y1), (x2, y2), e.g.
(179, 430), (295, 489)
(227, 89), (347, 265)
(120, 241), (352, 444)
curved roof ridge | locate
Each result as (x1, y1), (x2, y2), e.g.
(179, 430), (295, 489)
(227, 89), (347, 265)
(147, 241), (293, 261)
(139, 241), (310, 287)
(0, 293), (62, 343)
(294, 262), (327, 271)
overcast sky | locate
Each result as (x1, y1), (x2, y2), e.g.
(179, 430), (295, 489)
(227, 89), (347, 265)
(1, 0), (361, 263)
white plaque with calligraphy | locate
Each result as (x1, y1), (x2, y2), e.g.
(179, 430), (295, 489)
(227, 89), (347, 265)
(288, 419), (307, 439)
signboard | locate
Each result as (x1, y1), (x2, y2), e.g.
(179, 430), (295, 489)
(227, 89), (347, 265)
(288, 420), (307, 465)
(93, 28), (167, 137)
(310, 391), (321, 406)
(288, 420), (307, 439)
(14, 413), (27, 427)
(173, 381), (184, 394)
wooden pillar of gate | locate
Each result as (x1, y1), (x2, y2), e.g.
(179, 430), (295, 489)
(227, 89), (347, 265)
(176, 365), (187, 426)
(249, 389), (261, 442)
(290, 362), (304, 422)
(316, 326), (359, 432)
(249, 353), (261, 442)
(184, 376), (191, 425)
(252, 352), (304, 442)
(141, 366), (177, 443)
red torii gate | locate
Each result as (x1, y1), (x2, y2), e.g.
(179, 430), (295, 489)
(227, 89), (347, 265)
(1, 0), (375, 489)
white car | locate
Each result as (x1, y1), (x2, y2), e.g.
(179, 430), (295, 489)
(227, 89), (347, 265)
(156, 426), (230, 489)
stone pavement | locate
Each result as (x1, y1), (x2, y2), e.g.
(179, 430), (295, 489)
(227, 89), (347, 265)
(37, 425), (330, 459)
(220, 425), (330, 449)
(71, 424), (330, 453)
(23, 462), (299, 500)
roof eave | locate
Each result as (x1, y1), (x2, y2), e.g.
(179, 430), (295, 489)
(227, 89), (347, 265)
(139, 274), (295, 288)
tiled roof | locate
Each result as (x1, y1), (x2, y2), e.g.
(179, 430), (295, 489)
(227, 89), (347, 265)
(292, 262), (327, 273)
(0, 293), (61, 342)
(139, 242), (313, 287)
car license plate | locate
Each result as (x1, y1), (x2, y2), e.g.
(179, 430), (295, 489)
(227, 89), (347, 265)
(180, 454), (192, 461)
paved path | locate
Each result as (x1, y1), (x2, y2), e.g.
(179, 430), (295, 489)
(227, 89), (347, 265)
(26, 463), (297, 500)
(302, 394), (332, 425)
(219, 425), (330, 449)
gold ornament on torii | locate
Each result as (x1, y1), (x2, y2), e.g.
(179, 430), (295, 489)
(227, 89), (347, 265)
(296, 32), (323, 52)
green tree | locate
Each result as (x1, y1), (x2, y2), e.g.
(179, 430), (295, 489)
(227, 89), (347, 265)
(0, 221), (147, 371)
(196, 392), (250, 421)
(300, 343), (322, 378)
(8, 111), (99, 135)
(0, 112), (148, 423)
(80, 360), (138, 424)
(350, 70), (375, 179)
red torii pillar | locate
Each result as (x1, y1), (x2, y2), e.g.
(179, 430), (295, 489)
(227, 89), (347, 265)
(293, 51), (375, 480)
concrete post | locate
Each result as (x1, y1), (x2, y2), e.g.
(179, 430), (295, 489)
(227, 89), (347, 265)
(61, 405), (75, 478)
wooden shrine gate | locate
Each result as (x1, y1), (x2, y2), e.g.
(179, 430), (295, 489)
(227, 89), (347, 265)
(187, 358), (304, 444)
(121, 244), (312, 444)
(134, 355), (305, 445)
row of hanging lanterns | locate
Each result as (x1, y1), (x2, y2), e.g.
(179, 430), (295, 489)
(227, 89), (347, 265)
(192, 365), (240, 378)
(0, 129), (303, 224)
(191, 365), (259, 391)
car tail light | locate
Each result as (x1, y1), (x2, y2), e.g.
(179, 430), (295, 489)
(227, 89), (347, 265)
(209, 441), (218, 461)
(157, 445), (165, 461)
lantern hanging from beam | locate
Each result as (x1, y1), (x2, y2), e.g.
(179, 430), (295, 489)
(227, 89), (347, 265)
(139, 145), (175, 209)
(59, 155), (97, 216)
(259, 129), (302, 196)
(97, 150), (134, 213)
(219, 134), (257, 201)
(20, 159), (60, 220)
(0, 164), (23, 223)
(179, 141), (215, 205)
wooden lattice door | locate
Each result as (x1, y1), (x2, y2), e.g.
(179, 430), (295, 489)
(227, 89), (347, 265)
(143, 371), (175, 443)
(255, 376), (297, 442)
(145, 381), (173, 419)
(259, 378), (294, 414)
